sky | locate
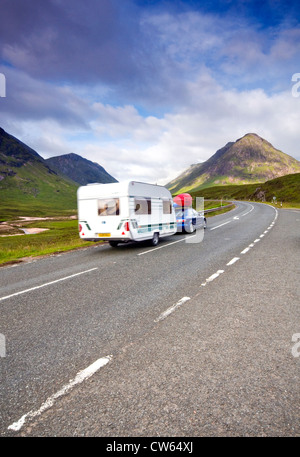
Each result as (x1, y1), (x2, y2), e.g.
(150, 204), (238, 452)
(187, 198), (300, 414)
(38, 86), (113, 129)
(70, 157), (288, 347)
(0, 0), (300, 185)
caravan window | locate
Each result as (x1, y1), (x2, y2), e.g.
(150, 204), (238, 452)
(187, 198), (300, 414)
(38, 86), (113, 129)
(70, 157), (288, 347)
(134, 198), (151, 215)
(163, 199), (173, 214)
(98, 198), (120, 216)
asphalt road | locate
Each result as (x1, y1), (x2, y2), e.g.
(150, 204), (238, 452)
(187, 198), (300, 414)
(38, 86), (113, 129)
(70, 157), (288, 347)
(0, 201), (299, 437)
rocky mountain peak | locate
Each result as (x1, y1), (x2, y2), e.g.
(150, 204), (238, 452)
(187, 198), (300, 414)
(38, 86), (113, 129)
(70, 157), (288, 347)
(167, 133), (300, 193)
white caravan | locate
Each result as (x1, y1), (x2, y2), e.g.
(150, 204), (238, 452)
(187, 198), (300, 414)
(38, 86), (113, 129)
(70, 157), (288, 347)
(77, 181), (177, 247)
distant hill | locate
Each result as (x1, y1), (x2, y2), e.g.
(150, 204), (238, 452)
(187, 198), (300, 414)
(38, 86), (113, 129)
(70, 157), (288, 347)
(190, 172), (300, 203)
(0, 128), (119, 219)
(0, 127), (78, 219)
(46, 153), (118, 186)
(167, 133), (300, 194)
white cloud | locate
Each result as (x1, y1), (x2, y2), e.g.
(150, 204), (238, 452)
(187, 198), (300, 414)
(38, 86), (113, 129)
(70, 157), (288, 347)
(83, 83), (300, 184)
(2, 77), (299, 186)
(0, 2), (299, 188)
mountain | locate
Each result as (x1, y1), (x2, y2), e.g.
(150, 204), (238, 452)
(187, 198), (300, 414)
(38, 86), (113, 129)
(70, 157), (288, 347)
(167, 133), (300, 194)
(45, 153), (118, 186)
(0, 128), (119, 219)
(0, 127), (78, 219)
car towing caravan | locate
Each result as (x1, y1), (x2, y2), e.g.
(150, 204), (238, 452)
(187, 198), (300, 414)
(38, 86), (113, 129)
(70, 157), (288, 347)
(77, 181), (177, 247)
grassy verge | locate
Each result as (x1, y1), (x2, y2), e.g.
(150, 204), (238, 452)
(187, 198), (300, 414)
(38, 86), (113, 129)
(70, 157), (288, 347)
(0, 219), (99, 266)
(205, 205), (235, 217)
(260, 201), (300, 210)
(202, 200), (235, 217)
(204, 200), (228, 210)
(190, 173), (300, 205)
(0, 201), (235, 265)
(8, 197), (296, 266)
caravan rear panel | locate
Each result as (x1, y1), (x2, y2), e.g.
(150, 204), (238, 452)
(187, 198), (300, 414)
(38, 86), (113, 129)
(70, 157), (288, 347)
(77, 181), (177, 245)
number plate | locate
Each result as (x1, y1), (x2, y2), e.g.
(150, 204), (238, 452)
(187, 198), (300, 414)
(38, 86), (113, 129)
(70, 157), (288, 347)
(98, 233), (111, 237)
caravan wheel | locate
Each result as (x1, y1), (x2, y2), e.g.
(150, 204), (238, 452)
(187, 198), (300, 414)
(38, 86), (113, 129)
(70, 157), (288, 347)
(151, 232), (159, 246)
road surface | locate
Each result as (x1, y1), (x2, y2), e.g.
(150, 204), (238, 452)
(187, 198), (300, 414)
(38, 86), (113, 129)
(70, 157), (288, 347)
(0, 201), (299, 437)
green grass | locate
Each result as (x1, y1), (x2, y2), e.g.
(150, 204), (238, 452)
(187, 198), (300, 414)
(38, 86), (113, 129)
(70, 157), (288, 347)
(0, 160), (78, 220)
(190, 173), (300, 204)
(0, 219), (99, 265)
(205, 204), (235, 217)
(202, 199), (234, 216)
(0, 200), (234, 265)
(2, 170), (297, 267)
(260, 201), (300, 210)
(204, 200), (230, 210)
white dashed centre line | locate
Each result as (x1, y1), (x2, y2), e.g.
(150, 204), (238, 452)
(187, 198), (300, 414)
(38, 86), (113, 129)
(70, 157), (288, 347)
(7, 204), (279, 433)
(241, 247), (251, 254)
(8, 355), (112, 431)
(227, 257), (240, 266)
(155, 297), (191, 322)
(201, 269), (225, 286)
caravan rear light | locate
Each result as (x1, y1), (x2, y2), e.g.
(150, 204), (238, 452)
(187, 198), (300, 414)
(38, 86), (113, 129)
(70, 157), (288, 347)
(124, 221), (130, 231)
(79, 224), (82, 232)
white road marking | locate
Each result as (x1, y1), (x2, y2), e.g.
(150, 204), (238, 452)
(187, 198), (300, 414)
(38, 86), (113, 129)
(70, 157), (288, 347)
(0, 268), (98, 302)
(209, 220), (232, 231)
(209, 203), (253, 230)
(155, 297), (191, 322)
(201, 270), (224, 286)
(227, 257), (240, 266)
(138, 237), (192, 256)
(8, 355), (112, 431)
(241, 247), (250, 254)
(241, 204), (254, 217)
(207, 271), (224, 282)
(5, 202), (280, 433)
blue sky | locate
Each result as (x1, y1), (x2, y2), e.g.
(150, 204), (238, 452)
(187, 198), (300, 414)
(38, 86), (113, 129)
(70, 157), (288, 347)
(0, 0), (299, 184)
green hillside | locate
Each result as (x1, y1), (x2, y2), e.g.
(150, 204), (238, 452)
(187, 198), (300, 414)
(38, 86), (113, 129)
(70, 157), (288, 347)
(0, 165), (78, 220)
(0, 128), (78, 220)
(189, 173), (300, 203)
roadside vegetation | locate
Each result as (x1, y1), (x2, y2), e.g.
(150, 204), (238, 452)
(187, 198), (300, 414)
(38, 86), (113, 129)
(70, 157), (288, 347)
(205, 204), (235, 217)
(190, 173), (300, 205)
(202, 200), (235, 217)
(0, 218), (98, 266)
(0, 200), (235, 266)
(1, 179), (298, 267)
